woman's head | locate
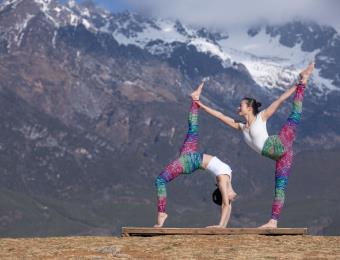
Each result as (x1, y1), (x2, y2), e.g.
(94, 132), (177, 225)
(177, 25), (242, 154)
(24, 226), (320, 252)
(212, 188), (222, 206)
(238, 97), (262, 116)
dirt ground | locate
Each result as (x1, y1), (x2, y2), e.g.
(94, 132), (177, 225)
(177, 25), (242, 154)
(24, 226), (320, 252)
(1, 234), (340, 259)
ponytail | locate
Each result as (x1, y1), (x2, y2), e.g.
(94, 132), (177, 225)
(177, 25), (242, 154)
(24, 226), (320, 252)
(243, 97), (262, 115)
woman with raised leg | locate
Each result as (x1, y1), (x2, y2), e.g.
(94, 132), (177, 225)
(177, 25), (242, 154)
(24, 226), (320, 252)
(154, 81), (237, 228)
(195, 62), (315, 228)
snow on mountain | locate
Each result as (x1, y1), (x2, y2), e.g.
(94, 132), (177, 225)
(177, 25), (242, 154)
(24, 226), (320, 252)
(103, 12), (339, 94)
(14, 13), (34, 46)
(112, 18), (187, 47)
(1, 0), (339, 95)
(0, 0), (97, 30)
(106, 13), (234, 66)
(217, 27), (336, 93)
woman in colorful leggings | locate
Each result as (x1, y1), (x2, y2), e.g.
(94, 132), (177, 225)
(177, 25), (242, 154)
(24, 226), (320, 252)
(196, 62), (315, 228)
(154, 81), (237, 228)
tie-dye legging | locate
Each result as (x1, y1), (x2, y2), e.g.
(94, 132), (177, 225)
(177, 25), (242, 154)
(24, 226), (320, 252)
(261, 83), (306, 220)
(155, 101), (203, 213)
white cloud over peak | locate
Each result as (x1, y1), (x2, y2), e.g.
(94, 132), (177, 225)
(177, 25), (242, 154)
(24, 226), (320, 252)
(128, 0), (340, 31)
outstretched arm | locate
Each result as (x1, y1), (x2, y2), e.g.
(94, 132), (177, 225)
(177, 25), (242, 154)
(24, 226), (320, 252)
(196, 101), (240, 130)
(261, 85), (298, 121)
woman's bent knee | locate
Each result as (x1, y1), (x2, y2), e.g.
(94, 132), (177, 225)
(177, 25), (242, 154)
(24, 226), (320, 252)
(155, 175), (166, 187)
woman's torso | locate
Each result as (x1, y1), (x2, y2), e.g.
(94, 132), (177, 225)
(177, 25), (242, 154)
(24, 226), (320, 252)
(240, 111), (269, 154)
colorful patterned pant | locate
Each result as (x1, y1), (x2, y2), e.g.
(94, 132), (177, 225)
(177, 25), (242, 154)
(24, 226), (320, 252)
(261, 83), (306, 220)
(155, 102), (203, 213)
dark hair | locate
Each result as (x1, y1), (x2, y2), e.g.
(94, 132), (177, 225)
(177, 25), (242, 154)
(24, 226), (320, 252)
(212, 188), (222, 206)
(242, 97), (262, 115)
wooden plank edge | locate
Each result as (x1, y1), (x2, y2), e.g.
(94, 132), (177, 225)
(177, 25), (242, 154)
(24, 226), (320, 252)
(121, 227), (308, 236)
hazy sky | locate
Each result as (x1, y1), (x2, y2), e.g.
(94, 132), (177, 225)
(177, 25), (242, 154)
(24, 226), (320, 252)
(91, 0), (130, 12)
(75, 0), (340, 32)
(64, 0), (131, 12)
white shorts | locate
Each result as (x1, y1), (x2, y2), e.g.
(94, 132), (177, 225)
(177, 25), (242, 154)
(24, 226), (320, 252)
(206, 156), (232, 179)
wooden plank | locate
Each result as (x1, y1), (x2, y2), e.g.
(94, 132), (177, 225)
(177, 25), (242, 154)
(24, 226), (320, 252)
(121, 227), (308, 237)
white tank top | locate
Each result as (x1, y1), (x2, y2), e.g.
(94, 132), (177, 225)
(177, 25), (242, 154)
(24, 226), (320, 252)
(239, 111), (269, 154)
(206, 156), (232, 179)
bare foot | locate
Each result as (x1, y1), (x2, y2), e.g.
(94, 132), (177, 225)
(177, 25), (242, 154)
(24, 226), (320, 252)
(206, 225), (225, 228)
(191, 81), (205, 101)
(154, 212), (168, 228)
(299, 62), (315, 85)
(258, 219), (278, 229)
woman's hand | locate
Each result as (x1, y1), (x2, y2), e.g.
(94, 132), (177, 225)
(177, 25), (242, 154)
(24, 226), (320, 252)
(194, 100), (202, 107)
(206, 225), (225, 228)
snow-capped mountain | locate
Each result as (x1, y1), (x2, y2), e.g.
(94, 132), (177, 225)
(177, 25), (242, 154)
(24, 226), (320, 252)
(1, 0), (339, 95)
(108, 14), (340, 94)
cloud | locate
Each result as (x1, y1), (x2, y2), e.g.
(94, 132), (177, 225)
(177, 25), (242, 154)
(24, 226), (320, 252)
(77, 0), (131, 12)
(128, 0), (340, 31)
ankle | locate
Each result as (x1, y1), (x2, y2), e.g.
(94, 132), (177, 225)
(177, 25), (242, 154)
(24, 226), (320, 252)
(269, 219), (278, 225)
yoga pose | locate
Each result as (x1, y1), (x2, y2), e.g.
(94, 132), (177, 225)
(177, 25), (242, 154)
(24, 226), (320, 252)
(195, 62), (315, 228)
(154, 81), (237, 228)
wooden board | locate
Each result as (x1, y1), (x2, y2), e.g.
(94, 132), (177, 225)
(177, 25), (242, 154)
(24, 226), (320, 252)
(121, 227), (308, 237)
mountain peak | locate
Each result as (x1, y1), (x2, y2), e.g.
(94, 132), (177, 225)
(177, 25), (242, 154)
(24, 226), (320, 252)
(0, 0), (56, 11)
(33, 0), (54, 11)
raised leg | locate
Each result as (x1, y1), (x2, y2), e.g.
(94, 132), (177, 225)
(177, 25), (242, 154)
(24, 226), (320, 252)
(259, 85), (303, 228)
(179, 101), (200, 155)
(259, 63), (314, 228)
(284, 83), (306, 136)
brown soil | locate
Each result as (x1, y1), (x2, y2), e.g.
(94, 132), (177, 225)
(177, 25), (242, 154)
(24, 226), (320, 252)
(1, 235), (340, 259)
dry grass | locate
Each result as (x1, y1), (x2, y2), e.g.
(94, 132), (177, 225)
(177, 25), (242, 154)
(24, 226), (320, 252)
(1, 235), (340, 259)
